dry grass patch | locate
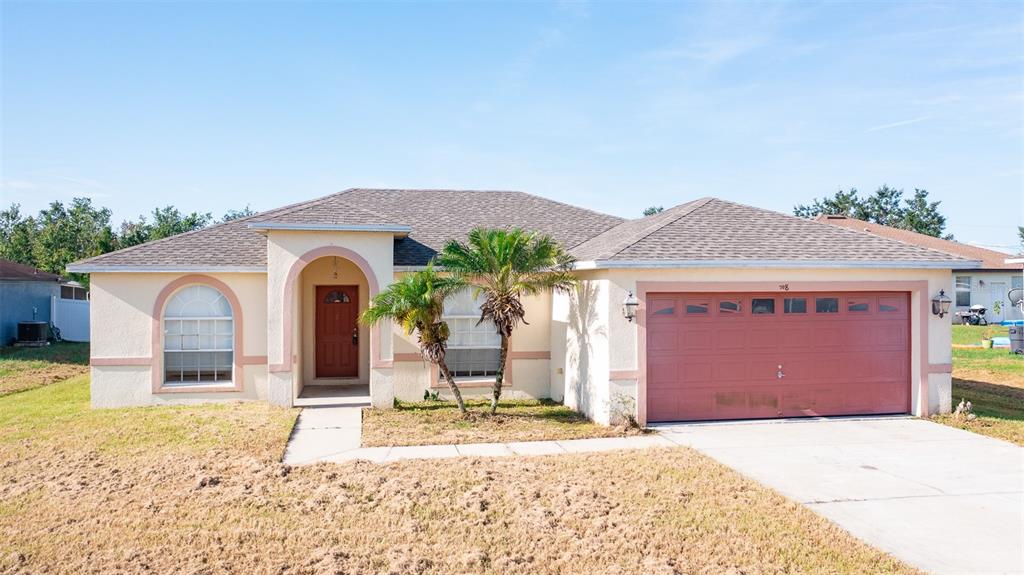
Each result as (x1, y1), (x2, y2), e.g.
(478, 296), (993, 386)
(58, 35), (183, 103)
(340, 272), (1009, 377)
(0, 342), (89, 396)
(0, 377), (919, 574)
(361, 398), (642, 447)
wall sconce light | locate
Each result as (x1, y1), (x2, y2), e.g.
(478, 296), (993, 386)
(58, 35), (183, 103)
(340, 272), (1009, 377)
(932, 289), (952, 318)
(623, 291), (639, 322)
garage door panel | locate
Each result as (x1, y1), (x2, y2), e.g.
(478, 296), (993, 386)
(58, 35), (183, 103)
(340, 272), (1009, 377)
(646, 291), (910, 422)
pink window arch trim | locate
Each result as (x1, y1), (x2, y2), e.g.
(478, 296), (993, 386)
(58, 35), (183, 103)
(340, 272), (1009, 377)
(270, 246), (389, 373)
(150, 274), (263, 394)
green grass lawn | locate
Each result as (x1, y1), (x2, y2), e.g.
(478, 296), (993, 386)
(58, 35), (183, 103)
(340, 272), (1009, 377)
(950, 324), (1008, 346)
(0, 342), (89, 396)
(936, 326), (1024, 446)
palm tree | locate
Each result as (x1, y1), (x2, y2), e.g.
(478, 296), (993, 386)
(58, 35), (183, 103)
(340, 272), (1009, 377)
(360, 265), (468, 415)
(436, 228), (577, 414)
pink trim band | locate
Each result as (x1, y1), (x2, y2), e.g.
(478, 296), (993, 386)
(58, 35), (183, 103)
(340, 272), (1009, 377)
(609, 370), (640, 380)
(91, 357), (151, 367)
(928, 363), (953, 374)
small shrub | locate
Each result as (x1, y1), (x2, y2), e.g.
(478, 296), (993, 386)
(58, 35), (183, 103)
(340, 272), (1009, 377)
(609, 392), (640, 429)
(423, 389), (441, 402)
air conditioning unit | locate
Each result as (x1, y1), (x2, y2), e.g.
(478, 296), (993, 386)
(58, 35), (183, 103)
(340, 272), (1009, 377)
(16, 321), (49, 347)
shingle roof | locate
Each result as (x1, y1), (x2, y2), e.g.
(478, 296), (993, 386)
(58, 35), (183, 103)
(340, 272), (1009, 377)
(0, 259), (64, 282)
(69, 188), (624, 270)
(816, 215), (1020, 270)
(571, 197), (976, 266)
(69, 191), (977, 272)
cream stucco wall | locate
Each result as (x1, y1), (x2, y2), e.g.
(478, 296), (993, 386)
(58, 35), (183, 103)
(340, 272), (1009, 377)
(556, 267), (955, 425)
(88, 271), (268, 407)
(264, 230), (395, 407)
(389, 283), (556, 403)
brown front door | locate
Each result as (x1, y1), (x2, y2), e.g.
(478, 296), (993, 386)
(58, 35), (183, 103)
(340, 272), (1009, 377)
(646, 292), (910, 422)
(315, 285), (359, 378)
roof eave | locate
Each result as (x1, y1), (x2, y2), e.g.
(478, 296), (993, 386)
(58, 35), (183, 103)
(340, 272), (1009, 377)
(247, 222), (411, 235)
(573, 259), (980, 270)
(65, 264), (268, 274)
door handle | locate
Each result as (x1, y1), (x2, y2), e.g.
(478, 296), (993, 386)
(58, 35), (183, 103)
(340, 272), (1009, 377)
(777, 364), (785, 379)
(352, 328), (359, 346)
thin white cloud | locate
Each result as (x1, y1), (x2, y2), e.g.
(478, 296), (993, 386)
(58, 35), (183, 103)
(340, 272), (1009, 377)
(865, 116), (932, 132)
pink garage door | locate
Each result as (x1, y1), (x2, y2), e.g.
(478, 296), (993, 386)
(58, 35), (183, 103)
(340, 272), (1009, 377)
(646, 292), (910, 422)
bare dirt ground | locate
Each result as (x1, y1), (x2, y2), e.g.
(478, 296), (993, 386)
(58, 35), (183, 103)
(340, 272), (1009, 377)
(0, 377), (917, 575)
(362, 398), (642, 447)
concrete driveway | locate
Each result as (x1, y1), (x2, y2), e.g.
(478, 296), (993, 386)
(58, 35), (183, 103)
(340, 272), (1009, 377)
(655, 417), (1024, 575)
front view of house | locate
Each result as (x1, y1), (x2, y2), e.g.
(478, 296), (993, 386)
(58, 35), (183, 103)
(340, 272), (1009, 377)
(70, 189), (975, 425)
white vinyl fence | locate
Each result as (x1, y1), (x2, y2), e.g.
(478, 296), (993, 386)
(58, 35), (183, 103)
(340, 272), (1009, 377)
(51, 295), (90, 342)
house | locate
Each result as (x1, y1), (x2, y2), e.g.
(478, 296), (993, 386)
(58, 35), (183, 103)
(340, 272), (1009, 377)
(0, 259), (88, 345)
(68, 189), (977, 425)
(817, 215), (1024, 324)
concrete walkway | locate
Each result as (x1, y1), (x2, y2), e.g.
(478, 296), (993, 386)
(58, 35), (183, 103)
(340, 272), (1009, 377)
(283, 405), (674, 464)
(654, 417), (1024, 575)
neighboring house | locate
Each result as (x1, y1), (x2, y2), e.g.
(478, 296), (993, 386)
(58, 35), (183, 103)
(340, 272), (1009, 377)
(817, 215), (1024, 324)
(0, 259), (89, 345)
(68, 190), (976, 425)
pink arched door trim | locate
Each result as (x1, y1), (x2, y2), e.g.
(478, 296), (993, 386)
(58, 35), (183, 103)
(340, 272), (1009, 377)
(270, 246), (388, 373)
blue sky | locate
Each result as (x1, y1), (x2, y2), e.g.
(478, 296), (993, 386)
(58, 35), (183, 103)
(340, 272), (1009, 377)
(2, 1), (1022, 251)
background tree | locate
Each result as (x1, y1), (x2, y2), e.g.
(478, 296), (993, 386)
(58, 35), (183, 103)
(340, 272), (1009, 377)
(436, 228), (577, 414)
(1018, 226), (1023, 252)
(32, 199), (115, 286)
(794, 186), (950, 238)
(117, 206), (213, 248)
(360, 265), (468, 414)
(0, 205), (37, 266)
(222, 205), (256, 222)
(643, 206), (664, 216)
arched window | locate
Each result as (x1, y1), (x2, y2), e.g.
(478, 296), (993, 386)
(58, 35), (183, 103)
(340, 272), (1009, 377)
(163, 285), (234, 385)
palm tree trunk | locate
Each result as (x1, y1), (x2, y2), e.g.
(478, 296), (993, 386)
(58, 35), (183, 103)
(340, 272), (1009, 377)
(491, 334), (509, 414)
(436, 360), (467, 415)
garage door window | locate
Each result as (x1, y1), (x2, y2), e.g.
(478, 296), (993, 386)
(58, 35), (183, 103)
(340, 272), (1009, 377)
(816, 297), (839, 313)
(847, 298), (870, 312)
(651, 300), (675, 315)
(879, 297), (901, 312)
(752, 298), (775, 314)
(686, 300), (709, 314)
(718, 299), (742, 314)
(783, 297), (807, 314)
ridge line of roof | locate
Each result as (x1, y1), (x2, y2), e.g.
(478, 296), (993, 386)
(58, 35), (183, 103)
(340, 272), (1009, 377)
(583, 197), (714, 260)
(809, 215), (975, 263)
(713, 198), (976, 263)
(817, 215), (1016, 268)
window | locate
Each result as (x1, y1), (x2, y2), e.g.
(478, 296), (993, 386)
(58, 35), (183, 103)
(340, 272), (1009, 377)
(443, 289), (500, 378)
(685, 300), (709, 314)
(163, 285), (233, 385)
(718, 299), (742, 314)
(815, 297), (839, 313)
(955, 276), (971, 307)
(783, 298), (806, 314)
(651, 300), (675, 315)
(60, 285), (87, 300)
(879, 297), (901, 312)
(1013, 275), (1022, 291)
(751, 298), (775, 314)
(847, 298), (870, 312)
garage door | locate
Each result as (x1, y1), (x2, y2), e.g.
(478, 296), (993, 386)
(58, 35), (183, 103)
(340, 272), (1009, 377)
(646, 292), (910, 422)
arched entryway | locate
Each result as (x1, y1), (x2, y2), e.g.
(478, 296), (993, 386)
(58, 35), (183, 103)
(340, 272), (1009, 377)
(277, 246), (382, 403)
